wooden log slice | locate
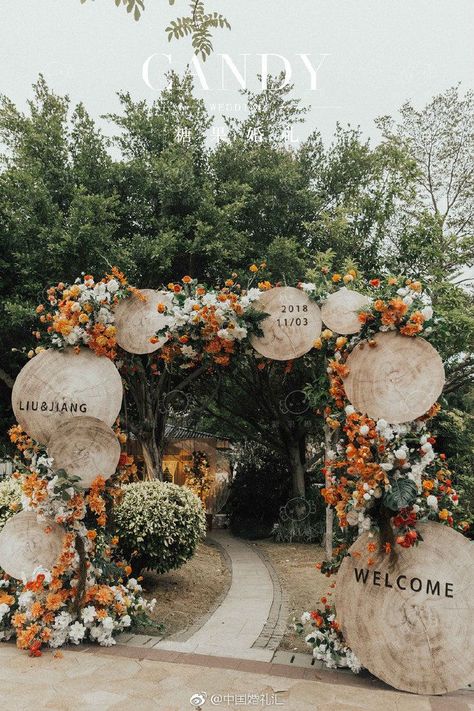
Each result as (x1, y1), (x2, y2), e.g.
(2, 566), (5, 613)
(11, 348), (123, 445)
(47, 416), (121, 489)
(343, 331), (445, 423)
(321, 287), (370, 335)
(250, 287), (322, 361)
(335, 522), (474, 694)
(0, 510), (65, 581)
(113, 289), (173, 355)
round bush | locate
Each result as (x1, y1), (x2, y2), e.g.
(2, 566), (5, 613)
(115, 481), (206, 575)
(0, 477), (21, 530)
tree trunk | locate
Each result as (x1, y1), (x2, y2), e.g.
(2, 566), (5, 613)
(287, 440), (306, 498)
(140, 431), (162, 480)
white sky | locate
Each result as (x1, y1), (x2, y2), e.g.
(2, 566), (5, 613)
(1, 0), (474, 144)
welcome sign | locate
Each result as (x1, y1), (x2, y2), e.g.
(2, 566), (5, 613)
(335, 522), (474, 695)
(12, 349), (123, 445)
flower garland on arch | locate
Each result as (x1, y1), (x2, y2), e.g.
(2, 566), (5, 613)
(298, 266), (469, 672)
(1, 426), (152, 655)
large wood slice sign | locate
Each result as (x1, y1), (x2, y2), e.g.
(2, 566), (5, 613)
(12, 348), (123, 445)
(0, 511), (65, 581)
(114, 289), (173, 355)
(250, 287), (322, 361)
(47, 416), (121, 489)
(335, 523), (474, 694)
(343, 331), (445, 423)
(321, 287), (370, 335)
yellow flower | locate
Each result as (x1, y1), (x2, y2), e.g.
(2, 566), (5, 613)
(343, 274), (354, 284)
(438, 509), (449, 520)
(27, 350), (35, 359)
(321, 329), (333, 340)
(313, 338), (323, 350)
(335, 336), (347, 349)
(249, 264), (258, 273)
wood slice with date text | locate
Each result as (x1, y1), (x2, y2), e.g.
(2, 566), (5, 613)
(0, 511), (65, 581)
(114, 289), (173, 355)
(47, 416), (121, 489)
(11, 348), (123, 445)
(321, 287), (370, 335)
(343, 331), (445, 423)
(250, 287), (322, 361)
(335, 522), (474, 695)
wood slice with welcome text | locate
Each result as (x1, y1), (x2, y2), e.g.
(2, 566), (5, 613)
(335, 522), (474, 695)
(47, 416), (121, 489)
(0, 510), (65, 581)
(321, 287), (370, 335)
(113, 289), (173, 355)
(12, 348), (123, 445)
(250, 287), (322, 361)
(343, 331), (445, 423)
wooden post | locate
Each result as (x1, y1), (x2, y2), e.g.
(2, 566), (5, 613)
(323, 423), (334, 560)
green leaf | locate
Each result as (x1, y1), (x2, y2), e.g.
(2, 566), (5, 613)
(383, 478), (418, 512)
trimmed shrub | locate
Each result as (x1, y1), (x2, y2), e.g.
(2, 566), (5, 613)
(0, 477), (21, 530)
(115, 481), (206, 575)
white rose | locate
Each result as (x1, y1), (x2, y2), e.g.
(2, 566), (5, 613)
(421, 306), (433, 321)
(359, 425), (369, 436)
(426, 495), (438, 510)
(345, 405), (356, 416)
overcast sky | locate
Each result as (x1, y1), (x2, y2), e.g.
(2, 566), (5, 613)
(1, 0), (474, 143)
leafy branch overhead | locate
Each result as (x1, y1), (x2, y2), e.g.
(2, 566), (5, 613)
(80, 0), (230, 59)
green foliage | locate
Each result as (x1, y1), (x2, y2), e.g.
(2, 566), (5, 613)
(227, 442), (291, 539)
(0, 477), (21, 530)
(80, 0), (230, 59)
(383, 479), (418, 512)
(115, 481), (206, 574)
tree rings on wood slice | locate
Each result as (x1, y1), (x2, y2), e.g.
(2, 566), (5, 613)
(11, 348), (123, 445)
(114, 289), (173, 354)
(343, 331), (444, 423)
(47, 416), (121, 489)
(250, 287), (322, 361)
(321, 287), (370, 335)
(335, 522), (474, 695)
(0, 510), (65, 581)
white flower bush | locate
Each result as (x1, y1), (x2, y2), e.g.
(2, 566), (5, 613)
(0, 477), (22, 530)
(115, 482), (206, 575)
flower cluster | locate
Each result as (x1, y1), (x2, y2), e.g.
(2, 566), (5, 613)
(357, 277), (434, 338)
(34, 268), (140, 360)
(0, 426), (153, 655)
(296, 597), (362, 673)
(153, 276), (265, 369)
(319, 274), (467, 564)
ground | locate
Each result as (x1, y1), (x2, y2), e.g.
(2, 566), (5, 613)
(141, 535), (327, 653)
(141, 539), (231, 637)
(0, 644), (461, 711)
(254, 540), (328, 652)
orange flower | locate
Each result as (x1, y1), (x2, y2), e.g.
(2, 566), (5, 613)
(438, 509), (449, 520)
(46, 593), (64, 611)
(331, 273), (342, 283)
(156, 303), (166, 313)
(182, 275), (192, 284)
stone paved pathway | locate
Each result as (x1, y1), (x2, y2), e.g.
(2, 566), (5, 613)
(153, 530), (276, 661)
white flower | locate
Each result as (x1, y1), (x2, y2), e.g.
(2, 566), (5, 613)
(380, 462), (393, 472)
(101, 616), (115, 631)
(301, 611), (311, 624)
(121, 615), (132, 628)
(81, 606), (97, 624)
(376, 419), (388, 431)
(397, 287), (409, 297)
(421, 305), (433, 321)
(426, 495), (438, 510)
(181, 345), (198, 359)
(107, 279), (120, 294)
(345, 405), (356, 416)
(54, 612), (72, 630)
(233, 325), (248, 341)
(0, 602), (10, 622)
(18, 591), (34, 608)
(394, 447), (407, 460)
(359, 425), (369, 436)
(300, 282), (316, 293)
(68, 622), (86, 644)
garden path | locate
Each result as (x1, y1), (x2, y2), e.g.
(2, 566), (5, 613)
(150, 530), (278, 661)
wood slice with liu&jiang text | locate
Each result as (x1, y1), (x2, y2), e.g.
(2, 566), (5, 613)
(11, 348), (123, 445)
